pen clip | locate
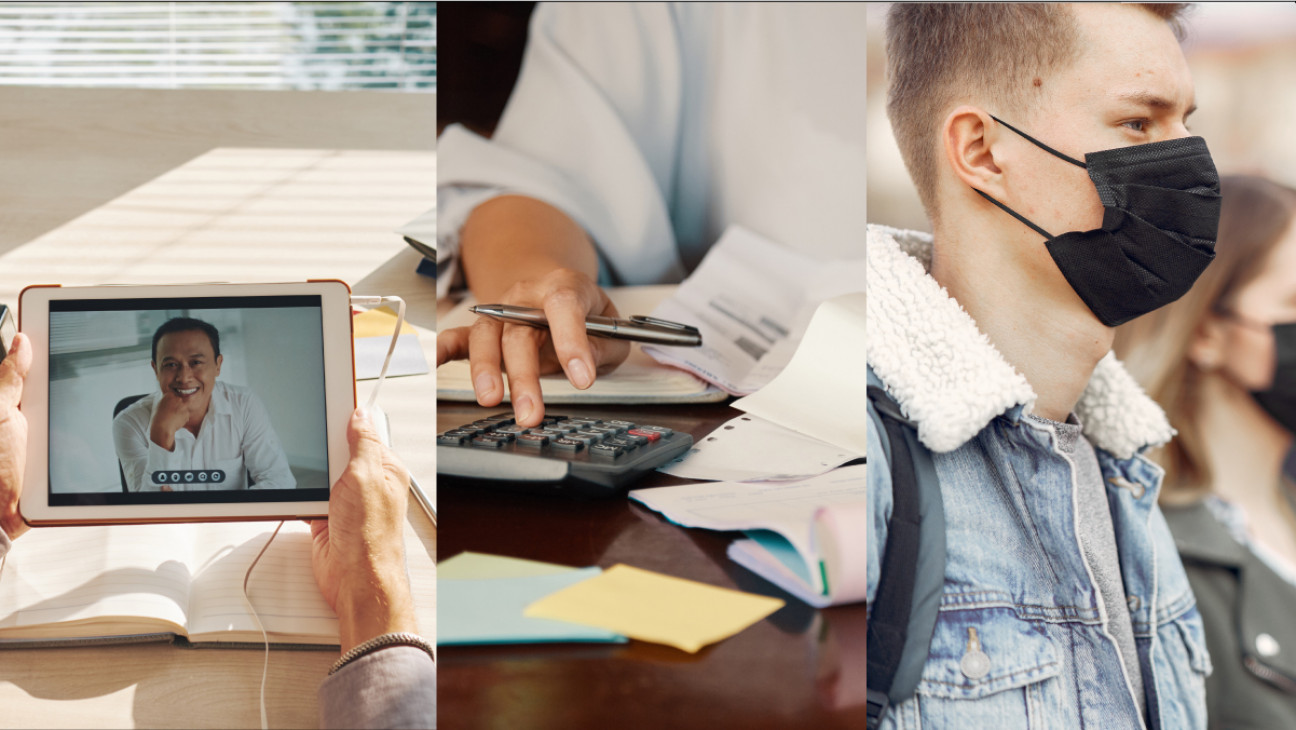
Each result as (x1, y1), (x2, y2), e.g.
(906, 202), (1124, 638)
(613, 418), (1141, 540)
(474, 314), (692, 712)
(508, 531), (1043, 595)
(629, 315), (701, 336)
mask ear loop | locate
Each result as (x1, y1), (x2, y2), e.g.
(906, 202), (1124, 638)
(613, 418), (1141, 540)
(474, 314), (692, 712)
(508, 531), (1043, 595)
(239, 294), (406, 730)
(973, 114), (1092, 240)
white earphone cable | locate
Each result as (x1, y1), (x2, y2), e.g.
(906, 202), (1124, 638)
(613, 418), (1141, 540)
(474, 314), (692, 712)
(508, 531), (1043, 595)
(239, 294), (405, 729)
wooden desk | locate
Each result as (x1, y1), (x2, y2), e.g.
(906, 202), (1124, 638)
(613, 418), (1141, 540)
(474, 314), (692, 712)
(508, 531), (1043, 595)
(437, 401), (867, 730)
(0, 142), (436, 729)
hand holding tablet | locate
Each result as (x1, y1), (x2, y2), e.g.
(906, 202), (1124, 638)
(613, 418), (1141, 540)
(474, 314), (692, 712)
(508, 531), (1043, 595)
(18, 281), (357, 525)
(0, 333), (31, 539)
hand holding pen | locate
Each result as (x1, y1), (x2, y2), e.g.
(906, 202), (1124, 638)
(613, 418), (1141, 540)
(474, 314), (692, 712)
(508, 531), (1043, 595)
(436, 268), (633, 428)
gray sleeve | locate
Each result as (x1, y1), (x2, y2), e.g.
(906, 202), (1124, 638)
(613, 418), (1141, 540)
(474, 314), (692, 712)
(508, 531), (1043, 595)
(318, 646), (436, 730)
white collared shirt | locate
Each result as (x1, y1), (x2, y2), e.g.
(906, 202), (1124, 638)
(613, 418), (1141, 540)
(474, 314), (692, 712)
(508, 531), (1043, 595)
(112, 380), (296, 492)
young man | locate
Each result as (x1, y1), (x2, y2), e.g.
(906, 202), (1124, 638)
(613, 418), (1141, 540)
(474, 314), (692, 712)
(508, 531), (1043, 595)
(868, 4), (1216, 728)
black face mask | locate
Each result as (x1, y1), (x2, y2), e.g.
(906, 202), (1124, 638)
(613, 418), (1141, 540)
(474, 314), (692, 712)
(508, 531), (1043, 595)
(1253, 322), (1296, 434)
(975, 115), (1221, 327)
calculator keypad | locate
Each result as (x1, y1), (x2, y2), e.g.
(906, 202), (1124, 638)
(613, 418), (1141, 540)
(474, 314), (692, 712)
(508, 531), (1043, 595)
(440, 413), (677, 461)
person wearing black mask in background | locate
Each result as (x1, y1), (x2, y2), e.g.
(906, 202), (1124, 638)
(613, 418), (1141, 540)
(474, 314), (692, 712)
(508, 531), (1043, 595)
(1117, 175), (1296, 728)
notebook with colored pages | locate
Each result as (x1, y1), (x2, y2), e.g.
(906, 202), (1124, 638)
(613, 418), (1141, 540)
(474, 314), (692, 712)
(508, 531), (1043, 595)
(436, 285), (727, 404)
(630, 465), (868, 608)
(0, 519), (433, 649)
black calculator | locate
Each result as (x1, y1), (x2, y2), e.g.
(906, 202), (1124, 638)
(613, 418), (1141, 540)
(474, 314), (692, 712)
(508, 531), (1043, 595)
(436, 412), (693, 497)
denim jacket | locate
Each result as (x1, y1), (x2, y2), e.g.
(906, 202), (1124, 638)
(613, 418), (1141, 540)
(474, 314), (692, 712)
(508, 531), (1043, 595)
(867, 225), (1211, 729)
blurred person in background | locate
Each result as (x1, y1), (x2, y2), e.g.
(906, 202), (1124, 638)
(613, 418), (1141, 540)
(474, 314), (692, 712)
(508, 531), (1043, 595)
(1117, 174), (1296, 727)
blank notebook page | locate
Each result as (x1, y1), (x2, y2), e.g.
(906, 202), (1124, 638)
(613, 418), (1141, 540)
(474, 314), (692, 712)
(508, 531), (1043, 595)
(0, 524), (196, 637)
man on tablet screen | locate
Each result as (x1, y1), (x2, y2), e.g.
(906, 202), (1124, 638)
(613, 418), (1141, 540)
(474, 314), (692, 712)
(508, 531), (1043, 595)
(112, 317), (297, 492)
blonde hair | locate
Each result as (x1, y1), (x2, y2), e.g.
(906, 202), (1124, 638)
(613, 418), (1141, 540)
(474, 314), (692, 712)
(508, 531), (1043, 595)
(885, 3), (1189, 222)
(1115, 176), (1296, 501)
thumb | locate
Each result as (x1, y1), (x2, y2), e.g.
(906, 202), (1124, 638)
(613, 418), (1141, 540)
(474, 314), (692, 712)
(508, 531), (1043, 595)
(347, 408), (384, 462)
(0, 333), (32, 412)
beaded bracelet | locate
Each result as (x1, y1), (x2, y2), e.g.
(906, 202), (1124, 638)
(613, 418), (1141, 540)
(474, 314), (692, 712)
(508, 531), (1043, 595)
(329, 632), (435, 676)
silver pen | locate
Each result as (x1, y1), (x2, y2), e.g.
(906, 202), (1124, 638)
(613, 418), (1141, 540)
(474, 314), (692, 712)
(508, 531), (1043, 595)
(470, 304), (703, 347)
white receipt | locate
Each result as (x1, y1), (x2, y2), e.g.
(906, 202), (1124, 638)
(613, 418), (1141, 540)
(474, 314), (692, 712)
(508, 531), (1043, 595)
(658, 413), (857, 482)
(732, 293), (865, 455)
(642, 226), (865, 396)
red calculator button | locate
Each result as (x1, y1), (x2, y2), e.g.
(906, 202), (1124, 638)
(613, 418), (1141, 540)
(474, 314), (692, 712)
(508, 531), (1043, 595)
(628, 429), (662, 442)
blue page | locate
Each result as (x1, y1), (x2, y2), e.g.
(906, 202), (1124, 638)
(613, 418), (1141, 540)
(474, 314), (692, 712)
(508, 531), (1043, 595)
(439, 567), (627, 645)
(742, 529), (817, 590)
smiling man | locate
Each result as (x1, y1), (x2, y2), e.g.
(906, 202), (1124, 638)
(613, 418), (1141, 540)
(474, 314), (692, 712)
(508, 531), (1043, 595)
(868, 4), (1216, 729)
(112, 317), (296, 492)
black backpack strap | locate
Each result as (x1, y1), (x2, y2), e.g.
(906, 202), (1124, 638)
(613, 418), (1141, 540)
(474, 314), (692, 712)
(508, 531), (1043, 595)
(866, 385), (922, 728)
(866, 383), (947, 729)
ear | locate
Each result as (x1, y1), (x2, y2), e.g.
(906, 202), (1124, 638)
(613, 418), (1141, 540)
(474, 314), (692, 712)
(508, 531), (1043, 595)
(942, 106), (1007, 199)
(1188, 314), (1230, 371)
(215, 354), (223, 376)
(150, 361), (158, 378)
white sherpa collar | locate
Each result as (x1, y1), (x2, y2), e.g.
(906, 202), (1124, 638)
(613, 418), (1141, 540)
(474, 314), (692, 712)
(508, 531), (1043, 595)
(866, 224), (1173, 459)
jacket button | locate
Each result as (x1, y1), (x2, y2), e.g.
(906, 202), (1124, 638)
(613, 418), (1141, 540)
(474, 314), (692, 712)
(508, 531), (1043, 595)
(1257, 633), (1281, 657)
(961, 649), (991, 680)
(961, 627), (991, 679)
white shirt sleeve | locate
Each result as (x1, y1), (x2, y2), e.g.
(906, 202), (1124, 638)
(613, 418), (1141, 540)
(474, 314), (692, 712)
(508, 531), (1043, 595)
(238, 391), (296, 490)
(436, 2), (689, 286)
(112, 402), (164, 492)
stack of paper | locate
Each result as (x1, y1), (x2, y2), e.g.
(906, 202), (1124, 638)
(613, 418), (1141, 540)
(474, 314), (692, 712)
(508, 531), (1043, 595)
(655, 292), (865, 483)
(732, 292), (865, 455)
(643, 226), (865, 396)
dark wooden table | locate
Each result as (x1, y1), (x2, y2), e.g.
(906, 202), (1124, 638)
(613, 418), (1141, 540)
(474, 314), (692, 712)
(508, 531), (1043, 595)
(437, 401), (868, 730)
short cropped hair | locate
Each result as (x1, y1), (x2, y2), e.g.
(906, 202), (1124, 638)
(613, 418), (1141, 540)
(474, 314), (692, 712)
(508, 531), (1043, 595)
(886, 3), (1189, 220)
(151, 317), (221, 362)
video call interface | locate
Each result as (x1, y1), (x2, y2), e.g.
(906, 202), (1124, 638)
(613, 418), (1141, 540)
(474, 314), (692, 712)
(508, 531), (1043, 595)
(47, 295), (331, 506)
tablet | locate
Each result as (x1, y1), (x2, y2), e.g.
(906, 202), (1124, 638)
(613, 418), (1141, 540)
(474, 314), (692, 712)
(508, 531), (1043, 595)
(18, 281), (355, 525)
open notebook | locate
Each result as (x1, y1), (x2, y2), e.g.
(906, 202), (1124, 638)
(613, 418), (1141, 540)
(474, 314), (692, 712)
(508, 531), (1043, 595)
(437, 285), (726, 404)
(0, 519), (428, 649)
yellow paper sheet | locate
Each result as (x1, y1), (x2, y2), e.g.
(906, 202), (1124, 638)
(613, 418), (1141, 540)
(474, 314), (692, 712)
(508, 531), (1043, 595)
(523, 564), (784, 653)
(353, 306), (416, 338)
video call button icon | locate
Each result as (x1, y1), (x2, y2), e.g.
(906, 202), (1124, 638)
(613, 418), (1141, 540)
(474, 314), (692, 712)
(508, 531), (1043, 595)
(149, 469), (228, 485)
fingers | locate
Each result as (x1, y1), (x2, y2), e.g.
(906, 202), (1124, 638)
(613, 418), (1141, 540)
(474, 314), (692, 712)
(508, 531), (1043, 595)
(544, 288), (599, 390)
(0, 333), (31, 411)
(435, 327), (471, 367)
(500, 323), (546, 427)
(467, 317), (505, 407)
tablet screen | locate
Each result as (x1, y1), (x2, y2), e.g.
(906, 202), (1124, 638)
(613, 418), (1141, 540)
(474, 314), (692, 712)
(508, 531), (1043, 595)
(47, 295), (331, 505)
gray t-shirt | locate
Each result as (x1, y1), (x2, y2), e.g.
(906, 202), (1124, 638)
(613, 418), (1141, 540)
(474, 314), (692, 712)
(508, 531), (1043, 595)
(1029, 413), (1147, 720)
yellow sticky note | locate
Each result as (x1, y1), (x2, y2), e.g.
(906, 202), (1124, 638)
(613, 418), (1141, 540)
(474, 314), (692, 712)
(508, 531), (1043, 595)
(353, 306), (416, 338)
(523, 564), (784, 653)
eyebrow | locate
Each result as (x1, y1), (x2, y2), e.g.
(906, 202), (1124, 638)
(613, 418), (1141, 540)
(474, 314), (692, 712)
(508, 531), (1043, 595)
(1114, 91), (1196, 119)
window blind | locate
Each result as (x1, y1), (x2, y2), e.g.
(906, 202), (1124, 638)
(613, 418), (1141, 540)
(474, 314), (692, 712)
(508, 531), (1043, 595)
(0, 1), (435, 90)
